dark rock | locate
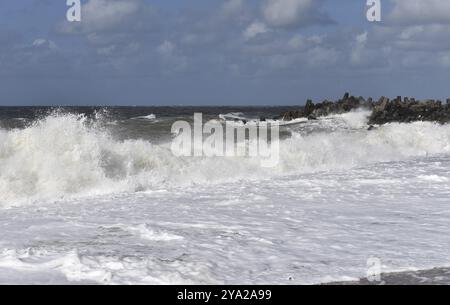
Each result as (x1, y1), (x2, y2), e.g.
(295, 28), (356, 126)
(304, 99), (315, 116)
(281, 109), (305, 121)
(369, 98), (450, 125)
(280, 93), (450, 125)
(367, 125), (376, 131)
(281, 93), (374, 120)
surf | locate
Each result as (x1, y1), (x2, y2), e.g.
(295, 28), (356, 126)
(1, 110), (450, 205)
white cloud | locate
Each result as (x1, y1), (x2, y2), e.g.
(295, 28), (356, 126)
(262, 0), (318, 27)
(308, 35), (323, 44)
(267, 53), (296, 69)
(32, 39), (57, 50)
(157, 41), (175, 56)
(32, 39), (47, 47)
(399, 26), (425, 40)
(243, 22), (269, 40)
(82, 0), (142, 31)
(306, 46), (338, 67)
(157, 41), (187, 74)
(288, 35), (304, 49)
(59, 0), (147, 34)
(439, 52), (450, 67)
(391, 24), (450, 51)
(288, 34), (323, 49)
(389, 0), (450, 25)
(350, 32), (368, 65)
(97, 45), (116, 56)
(222, 0), (244, 16)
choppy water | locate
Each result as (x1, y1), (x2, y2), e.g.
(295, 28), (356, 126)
(0, 106), (294, 142)
(1, 106), (450, 284)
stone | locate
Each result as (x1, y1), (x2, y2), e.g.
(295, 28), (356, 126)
(304, 99), (315, 116)
(280, 93), (450, 125)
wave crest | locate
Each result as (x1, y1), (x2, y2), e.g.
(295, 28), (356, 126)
(1, 111), (450, 205)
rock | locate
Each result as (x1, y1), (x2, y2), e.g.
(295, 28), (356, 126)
(280, 93), (450, 125)
(375, 96), (389, 112)
(286, 109), (305, 120)
(367, 125), (376, 131)
(280, 93), (375, 120)
(369, 98), (450, 125)
(304, 99), (315, 116)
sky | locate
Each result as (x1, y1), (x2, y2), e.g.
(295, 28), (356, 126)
(0, 0), (450, 105)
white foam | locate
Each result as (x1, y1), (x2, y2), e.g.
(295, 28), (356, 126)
(1, 112), (450, 205)
(1, 153), (450, 284)
(0, 248), (218, 284)
(132, 114), (156, 120)
(0, 249), (112, 283)
(123, 224), (184, 241)
(218, 112), (246, 121)
(417, 175), (449, 182)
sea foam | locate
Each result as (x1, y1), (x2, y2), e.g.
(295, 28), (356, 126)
(1, 111), (450, 205)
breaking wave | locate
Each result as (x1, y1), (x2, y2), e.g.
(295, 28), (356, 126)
(1, 111), (450, 205)
(131, 114), (156, 121)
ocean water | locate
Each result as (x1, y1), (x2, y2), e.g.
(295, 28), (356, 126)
(1, 106), (450, 284)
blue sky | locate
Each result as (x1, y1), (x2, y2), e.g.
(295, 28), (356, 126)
(0, 0), (449, 105)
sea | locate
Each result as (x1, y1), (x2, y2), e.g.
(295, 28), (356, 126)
(1, 106), (450, 284)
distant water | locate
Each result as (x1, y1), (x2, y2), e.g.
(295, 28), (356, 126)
(0, 106), (296, 143)
(1, 106), (450, 284)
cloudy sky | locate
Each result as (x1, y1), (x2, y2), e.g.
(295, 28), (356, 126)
(1, 0), (450, 105)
